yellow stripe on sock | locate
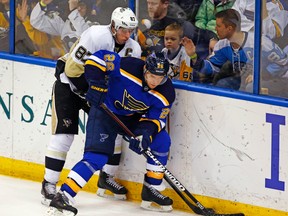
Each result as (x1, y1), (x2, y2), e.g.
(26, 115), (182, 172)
(65, 178), (81, 193)
(146, 170), (164, 180)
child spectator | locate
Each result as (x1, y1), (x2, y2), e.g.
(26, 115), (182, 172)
(162, 22), (193, 81)
(138, 0), (199, 58)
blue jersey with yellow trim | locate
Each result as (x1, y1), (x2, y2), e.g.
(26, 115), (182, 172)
(85, 50), (175, 132)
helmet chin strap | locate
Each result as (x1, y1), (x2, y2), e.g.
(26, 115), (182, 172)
(110, 24), (117, 36)
(110, 24), (120, 44)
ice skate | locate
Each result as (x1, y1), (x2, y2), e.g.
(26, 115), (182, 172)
(46, 191), (78, 216)
(96, 170), (127, 200)
(41, 179), (56, 206)
(141, 182), (173, 212)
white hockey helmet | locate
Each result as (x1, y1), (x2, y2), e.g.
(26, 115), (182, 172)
(111, 7), (138, 31)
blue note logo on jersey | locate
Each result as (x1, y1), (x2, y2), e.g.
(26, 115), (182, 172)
(114, 90), (149, 111)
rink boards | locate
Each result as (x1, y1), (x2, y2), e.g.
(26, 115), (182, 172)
(0, 59), (288, 216)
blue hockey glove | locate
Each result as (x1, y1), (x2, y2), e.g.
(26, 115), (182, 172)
(129, 130), (152, 155)
(85, 80), (107, 107)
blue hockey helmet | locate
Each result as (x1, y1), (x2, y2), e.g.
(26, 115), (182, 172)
(145, 52), (169, 77)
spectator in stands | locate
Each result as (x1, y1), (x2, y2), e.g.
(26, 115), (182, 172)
(30, 0), (98, 53)
(91, 0), (128, 24)
(166, 1), (187, 20)
(0, 0), (9, 51)
(162, 22), (193, 81)
(17, 0), (65, 59)
(138, 0), (210, 61)
(232, 0), (288, 48)
(195, 0), (234, 34)
(170, 0), (203, 24)
(187, 9), (288, 95)
(195, 0), (235, 52)
(0, 0), (65, 57)
(91, 0), (102, 16)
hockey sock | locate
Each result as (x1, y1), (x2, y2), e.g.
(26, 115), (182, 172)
(145, 152), (168, 188)
(145, 155), (167, 187)
(60, 152), (109, 197)
(102, 134), (122, 175)
(45, 134), (74, 183)
(145, 171), (164, 186)
(145, 129), (171, 187)
(103, 153), (121, 175)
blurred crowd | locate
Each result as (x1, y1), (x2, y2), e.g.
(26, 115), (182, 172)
(0, 0), (288, 98)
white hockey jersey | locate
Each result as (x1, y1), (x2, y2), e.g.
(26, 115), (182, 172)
(232, 0), (288, 39)
(162, 46), (192, 81)
(64, 25), (141, 79)
(30, 2), (92, 52)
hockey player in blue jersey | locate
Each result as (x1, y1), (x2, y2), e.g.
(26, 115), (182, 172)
(47, 51), (176, 215)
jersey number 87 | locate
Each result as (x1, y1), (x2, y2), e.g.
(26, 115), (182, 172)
(75, 45), (92, 63)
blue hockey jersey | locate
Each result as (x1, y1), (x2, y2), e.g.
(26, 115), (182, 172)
(84, 50), (176, 132)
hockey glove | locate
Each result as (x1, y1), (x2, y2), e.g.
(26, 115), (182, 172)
(129, 130), (152, 155)
(54, 58), (66, 80)
(85, 80), (108, 107)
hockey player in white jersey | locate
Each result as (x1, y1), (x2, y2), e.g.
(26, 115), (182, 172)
(41, 6), (141, 205)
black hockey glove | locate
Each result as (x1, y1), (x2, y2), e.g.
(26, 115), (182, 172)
(85, 80), (107, 107)
(129, 129), (152, 155)
(54, 58), (65, 80)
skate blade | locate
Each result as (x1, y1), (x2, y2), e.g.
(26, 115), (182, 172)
(96, 188), (127, 200)
(41, 196), (52, 206)
(46, 206), (76, 216)
(140, 200), (173, 212)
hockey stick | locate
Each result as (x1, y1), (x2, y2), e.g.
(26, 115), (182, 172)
(100, 103), (245, 216)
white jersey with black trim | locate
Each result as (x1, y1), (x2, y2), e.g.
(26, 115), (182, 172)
(162, 46), (192, 81)
(64, 25), (141, 79)
(30, 3), (90, 39)
(60, 25), (141, 96)
(232, 0), (288, 39)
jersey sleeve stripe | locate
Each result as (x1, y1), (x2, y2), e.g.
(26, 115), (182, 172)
(272, 20), (283, 38)
(89, 54), (106, 65)
(149, 90), (170, 106)
(120, 68), (142, 85)
(85, 60), (106, 72)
